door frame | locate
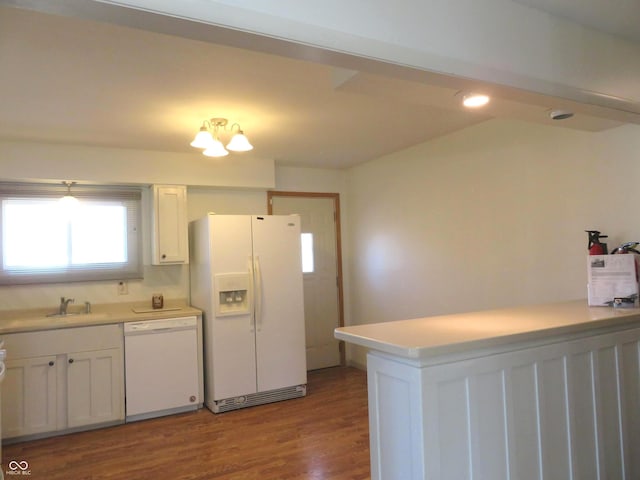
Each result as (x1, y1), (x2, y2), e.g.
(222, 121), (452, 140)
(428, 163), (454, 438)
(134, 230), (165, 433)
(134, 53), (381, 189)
(267, 191), (346, 366)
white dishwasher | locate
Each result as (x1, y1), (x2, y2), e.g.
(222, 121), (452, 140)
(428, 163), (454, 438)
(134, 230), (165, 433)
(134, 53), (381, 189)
(124, 316), (200, 421)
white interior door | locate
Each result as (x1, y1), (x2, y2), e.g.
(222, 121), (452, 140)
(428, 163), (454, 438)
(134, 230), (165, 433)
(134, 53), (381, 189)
(270, 196), (342, 370)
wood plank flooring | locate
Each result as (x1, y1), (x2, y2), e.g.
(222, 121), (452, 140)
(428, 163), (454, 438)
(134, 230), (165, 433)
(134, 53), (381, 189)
(3, 367), (370, 480)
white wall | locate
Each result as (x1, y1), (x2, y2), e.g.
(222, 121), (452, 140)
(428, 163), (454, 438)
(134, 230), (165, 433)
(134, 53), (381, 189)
(275, 166), (347, 194)
(346, 119), (640, 365)
(0, 141), (275, 188)
(187, 187), (268, 219)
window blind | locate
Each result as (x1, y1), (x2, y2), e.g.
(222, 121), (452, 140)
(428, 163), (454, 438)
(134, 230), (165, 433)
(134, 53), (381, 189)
(0, 183), (143, 285)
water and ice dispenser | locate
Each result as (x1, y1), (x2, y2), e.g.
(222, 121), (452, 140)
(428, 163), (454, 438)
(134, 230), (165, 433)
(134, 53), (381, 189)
(215, 273), (250, 316)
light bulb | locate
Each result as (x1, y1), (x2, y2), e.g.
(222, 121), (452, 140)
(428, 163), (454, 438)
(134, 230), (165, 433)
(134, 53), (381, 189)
(59, 182), (79, 218)
(462, 94), (490, 108)
(59, 194), (79, 207)
(203, 139), (229, 157)
(226, 131), (253, 152)
(190, 128), (214, 149)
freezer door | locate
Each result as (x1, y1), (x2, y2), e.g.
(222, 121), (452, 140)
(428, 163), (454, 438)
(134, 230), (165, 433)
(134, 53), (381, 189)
(252, 215), (307, 391)
(208, 215), (258, 399)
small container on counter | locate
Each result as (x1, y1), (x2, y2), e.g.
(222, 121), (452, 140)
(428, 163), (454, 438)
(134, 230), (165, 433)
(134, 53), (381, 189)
(152, 293), (164, 309)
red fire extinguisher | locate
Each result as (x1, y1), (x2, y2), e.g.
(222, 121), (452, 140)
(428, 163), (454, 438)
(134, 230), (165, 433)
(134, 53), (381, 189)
(586, 230), (608, 255)
(611, 242), (640, 281)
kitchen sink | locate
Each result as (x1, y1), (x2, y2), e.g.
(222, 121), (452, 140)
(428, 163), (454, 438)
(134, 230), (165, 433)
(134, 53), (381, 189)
(44, 312), (109, 321)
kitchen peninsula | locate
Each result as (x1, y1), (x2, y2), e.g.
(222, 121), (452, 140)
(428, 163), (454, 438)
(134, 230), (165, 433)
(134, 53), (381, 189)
(335, 300), (640, 480)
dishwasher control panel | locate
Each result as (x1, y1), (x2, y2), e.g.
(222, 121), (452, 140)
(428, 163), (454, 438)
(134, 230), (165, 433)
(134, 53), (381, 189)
(124, 316), (198, 333)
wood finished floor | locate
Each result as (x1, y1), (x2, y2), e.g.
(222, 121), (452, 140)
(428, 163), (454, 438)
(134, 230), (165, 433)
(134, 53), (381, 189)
(3, 367), (370, 480)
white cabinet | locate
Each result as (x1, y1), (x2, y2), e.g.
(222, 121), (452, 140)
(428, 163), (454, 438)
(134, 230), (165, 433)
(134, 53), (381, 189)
(66, 348), (123, 428)
(151, 185), (189, 264)
(1, 325), (124, 440)
(3, 355), (58, 438)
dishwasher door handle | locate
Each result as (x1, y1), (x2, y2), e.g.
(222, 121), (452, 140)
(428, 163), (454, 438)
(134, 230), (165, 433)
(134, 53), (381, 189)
(148, 327), (191, 334)
(123, 316), (198, 335)
(125, 326), (192, 335)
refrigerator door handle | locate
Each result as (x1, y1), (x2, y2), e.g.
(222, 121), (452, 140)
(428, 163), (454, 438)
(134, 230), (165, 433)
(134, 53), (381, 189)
(248, 256), (256, 332)
(254, 255), (263, 331)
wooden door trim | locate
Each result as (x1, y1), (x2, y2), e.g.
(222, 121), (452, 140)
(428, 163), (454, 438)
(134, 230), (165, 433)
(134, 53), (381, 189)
(267, 191), (346, 366)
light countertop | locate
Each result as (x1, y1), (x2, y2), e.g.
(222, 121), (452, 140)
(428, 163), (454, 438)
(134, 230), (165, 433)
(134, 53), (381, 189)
(0, 299), (202, 334)
(334, 300), (640, 360)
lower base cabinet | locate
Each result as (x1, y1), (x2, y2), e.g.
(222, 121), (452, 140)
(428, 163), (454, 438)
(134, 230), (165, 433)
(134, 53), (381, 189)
(3, 355), (58, 438)
(66, 347), (123, 429)
(2, 324), (124, 441)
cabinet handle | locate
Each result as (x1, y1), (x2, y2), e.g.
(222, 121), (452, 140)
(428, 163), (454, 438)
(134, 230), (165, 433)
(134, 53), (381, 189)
(68, 358), (74, 364)
(49, 361), (54, 366)
(161, 254), (167, 259)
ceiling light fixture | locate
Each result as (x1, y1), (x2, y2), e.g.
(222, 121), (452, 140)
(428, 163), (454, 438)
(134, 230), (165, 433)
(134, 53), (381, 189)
(548, 109), (574, 120)
(59, 181), (79, 215)
(190, 118), (253, 157)
(60, 181), (78, 204)
(462, 93), (490, 108)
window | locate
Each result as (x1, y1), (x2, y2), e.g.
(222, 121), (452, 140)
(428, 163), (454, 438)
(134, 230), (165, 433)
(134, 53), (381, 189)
(301, 232), (314, 273)
(0, 183), (142, 285)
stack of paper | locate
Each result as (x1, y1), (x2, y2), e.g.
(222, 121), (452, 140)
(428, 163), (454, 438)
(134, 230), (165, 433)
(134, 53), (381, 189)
(587, 254), (638, 306)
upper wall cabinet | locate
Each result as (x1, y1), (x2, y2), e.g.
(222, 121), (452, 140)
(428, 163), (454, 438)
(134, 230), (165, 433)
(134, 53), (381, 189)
(151, 185), (189, 265)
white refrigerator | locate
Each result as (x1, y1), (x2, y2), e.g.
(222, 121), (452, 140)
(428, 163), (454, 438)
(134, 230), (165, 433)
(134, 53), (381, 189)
(190, 214), (307, 413)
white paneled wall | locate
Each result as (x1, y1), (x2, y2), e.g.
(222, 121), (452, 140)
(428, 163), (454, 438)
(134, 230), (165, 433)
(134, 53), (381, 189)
(367, 328), (640, 480)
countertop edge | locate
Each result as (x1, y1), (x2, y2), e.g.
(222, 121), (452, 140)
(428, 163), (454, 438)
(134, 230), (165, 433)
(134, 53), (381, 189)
(335, 301), (640, 361)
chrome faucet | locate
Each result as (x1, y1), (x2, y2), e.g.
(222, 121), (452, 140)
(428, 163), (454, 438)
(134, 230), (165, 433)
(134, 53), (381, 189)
(59, 297), (75, 315)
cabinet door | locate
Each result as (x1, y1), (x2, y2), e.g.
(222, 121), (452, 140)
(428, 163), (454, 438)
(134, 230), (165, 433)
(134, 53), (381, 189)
(152, 185), (189, 264)
(66, 348), (124, 428)
(2, 355), (58, 438)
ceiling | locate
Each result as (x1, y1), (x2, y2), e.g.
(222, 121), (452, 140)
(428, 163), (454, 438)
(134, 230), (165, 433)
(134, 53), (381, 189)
(512, 0), (640, 44)
(0, 2), (635, 169)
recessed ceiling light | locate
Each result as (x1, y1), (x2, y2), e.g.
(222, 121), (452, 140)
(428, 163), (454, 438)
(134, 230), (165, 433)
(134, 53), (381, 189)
(549, 109), (574, 120)
(462, 93), (490, 108)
